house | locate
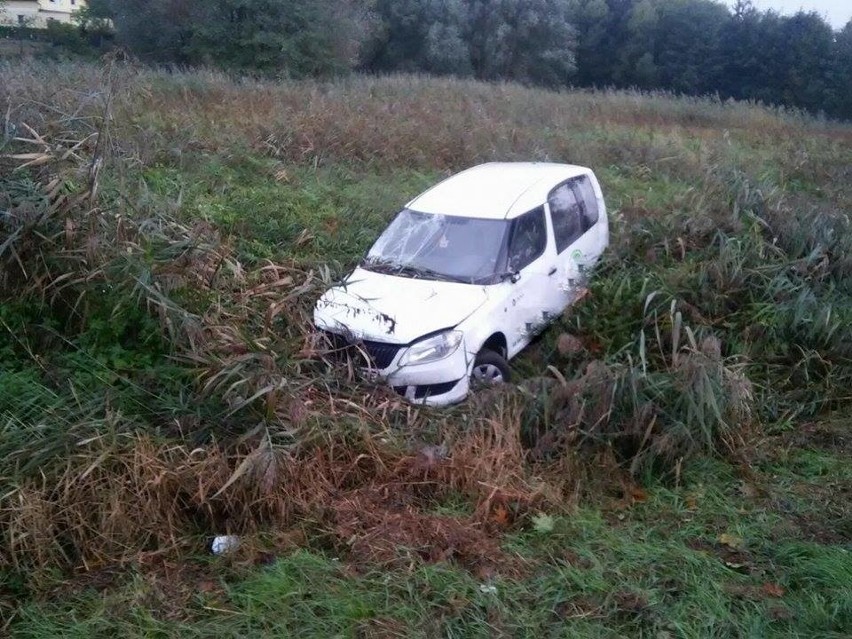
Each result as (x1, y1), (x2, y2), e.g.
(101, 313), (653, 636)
(1, 0), (87, 29)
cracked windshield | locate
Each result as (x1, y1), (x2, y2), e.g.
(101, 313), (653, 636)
(363, 209), (509, 284)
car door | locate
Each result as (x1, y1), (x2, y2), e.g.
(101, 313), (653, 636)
(547, 175), (604, 309)
(502, 206), (559, 357)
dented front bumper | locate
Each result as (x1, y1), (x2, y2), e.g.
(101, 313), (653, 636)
(322, 329), (473, 406)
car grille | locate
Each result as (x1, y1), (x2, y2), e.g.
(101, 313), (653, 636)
(322, 330), (402, 369)
(394, 379), (461, 399)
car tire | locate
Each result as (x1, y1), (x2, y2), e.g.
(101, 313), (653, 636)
(470, 350), (511, 387)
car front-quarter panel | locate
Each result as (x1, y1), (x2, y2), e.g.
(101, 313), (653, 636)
(455, 282), (521, 361)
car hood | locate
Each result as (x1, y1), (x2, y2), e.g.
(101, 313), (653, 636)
(313, 267), (489, 343)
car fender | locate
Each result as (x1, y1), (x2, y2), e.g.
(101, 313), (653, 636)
(455, 283), (515, 362)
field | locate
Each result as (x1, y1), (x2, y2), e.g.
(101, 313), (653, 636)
(1, 60), (851, 637)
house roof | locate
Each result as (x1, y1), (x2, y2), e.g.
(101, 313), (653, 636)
(406, 162), (591, 220)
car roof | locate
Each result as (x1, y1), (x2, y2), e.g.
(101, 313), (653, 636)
(406, 162), (592, 220)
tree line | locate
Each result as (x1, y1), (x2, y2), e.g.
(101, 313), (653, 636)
(76, 0), (852, 119)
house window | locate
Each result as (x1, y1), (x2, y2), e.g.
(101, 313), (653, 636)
(18, 15), (26, 25)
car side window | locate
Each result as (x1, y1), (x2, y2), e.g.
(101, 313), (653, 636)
(571, 175), (599, 231)
(548, 183), (583, 253)
(508, 207), (547, 271)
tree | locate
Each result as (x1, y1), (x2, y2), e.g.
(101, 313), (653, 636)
(190, 0), (363, 77)
(367, 0), (473, 76)
(368, 0), (578, 86)
(572, 0), (661, 88)
(651, 0), (728, 95)
(71, 1), (115, 49)
(468, 0), (577, 86)
(827, 20), (852, 119)
(87, 0), (195, 63)
(618, 0), (659, 88)
(718, 0), (766, 100)
(775, 11), (834, 112)
(89, 0), (370, 76)
(79, 0), (848, 120)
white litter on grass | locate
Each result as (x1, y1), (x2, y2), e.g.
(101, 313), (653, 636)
(211, 535), (240, 555)
(479, 584), (498, 595)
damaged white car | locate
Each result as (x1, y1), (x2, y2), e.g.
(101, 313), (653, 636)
(313, 162), (609, 405)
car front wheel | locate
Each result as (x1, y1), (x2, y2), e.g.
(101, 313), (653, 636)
(470, 350), (511, 387)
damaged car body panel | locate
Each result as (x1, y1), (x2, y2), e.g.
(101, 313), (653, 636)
(315, 270), (490, 342)
(313, 162), (609, 406)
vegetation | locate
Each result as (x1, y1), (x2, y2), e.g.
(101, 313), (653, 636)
(68, 0), (852, 119)
(5, 2), (852, 118)
(1, 60), (851, 636)
(81, 0), (369, 76)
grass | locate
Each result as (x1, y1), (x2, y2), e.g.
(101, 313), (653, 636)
(9, 456), (850, 637)
(1, 60), (851, 636)
(139, 161), (440, 265)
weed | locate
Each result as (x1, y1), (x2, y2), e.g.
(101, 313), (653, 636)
(1, 61), (850, 636)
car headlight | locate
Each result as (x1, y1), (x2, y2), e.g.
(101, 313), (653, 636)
(400, 330), (463, 366)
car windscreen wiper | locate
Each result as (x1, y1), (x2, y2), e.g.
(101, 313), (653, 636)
(359, 257), (401, 272)
(360, 258), (468, 283)
(395, 265), (469, 283)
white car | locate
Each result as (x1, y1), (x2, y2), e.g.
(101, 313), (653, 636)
(313, 162), (609, 406)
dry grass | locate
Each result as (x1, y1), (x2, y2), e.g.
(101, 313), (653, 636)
(2, 376), (561, 583)
(0, 115), (559, 575)
(2, 61), (849, 174)
(1, 60), (849, 604)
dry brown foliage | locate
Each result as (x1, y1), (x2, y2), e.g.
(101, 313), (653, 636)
(1, 62), (776, 587)
(1, 96), (573, 583)
(2, 61), (847, 178)
(2, 409), (558, 581)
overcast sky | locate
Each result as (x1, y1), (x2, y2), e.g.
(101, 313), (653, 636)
(726, 0), (851, 29)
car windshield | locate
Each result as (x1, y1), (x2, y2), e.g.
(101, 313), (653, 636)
(363, 209), (510, 284)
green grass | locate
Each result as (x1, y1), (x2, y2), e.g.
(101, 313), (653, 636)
(136, 160), (440, 266)
(11, 455), (850, 637)
(2, 63), (851, 637)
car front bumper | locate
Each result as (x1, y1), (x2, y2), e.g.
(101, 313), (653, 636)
(319, 328), (475, 407)
(383, 341), (474, 407)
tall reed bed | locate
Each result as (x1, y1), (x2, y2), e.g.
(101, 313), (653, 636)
(1, 61), (849, 592)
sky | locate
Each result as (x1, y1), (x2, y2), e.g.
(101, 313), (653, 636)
(727, 0), (851, 29)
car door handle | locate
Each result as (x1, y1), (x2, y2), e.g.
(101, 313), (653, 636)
(548, 267), (557, 276)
